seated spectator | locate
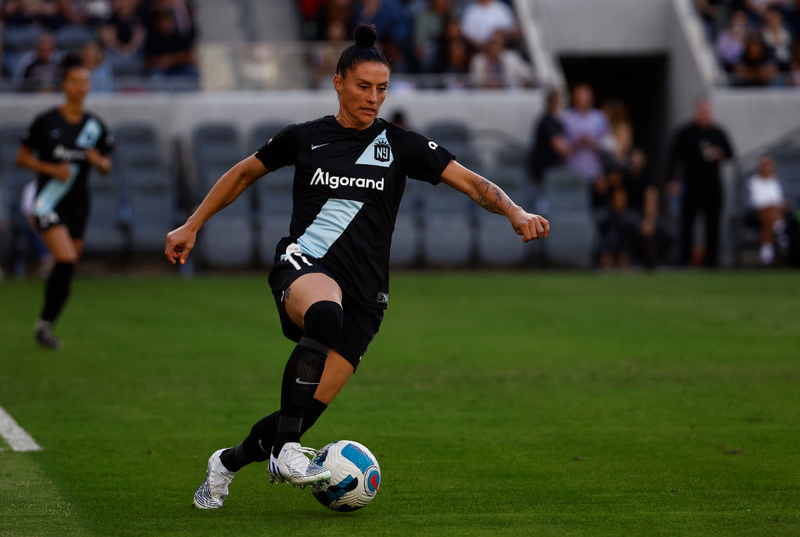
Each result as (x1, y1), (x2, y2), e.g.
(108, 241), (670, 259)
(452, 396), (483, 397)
(144, 7), (197, 81)
(57, 0), (107, 27)
(715, 10), (750, 71)
(747, 155), (792, 265)
(314, 0), (356, 41)
(762, 8), (793, 71)
(791, 43), (800, 85)
(357, 0), (411, 45)
(733, 34), (779, 85)
(81, 39), (114, 91)
(2, 0), (62, 29)
(0, 37), (11, 82)
(468, 30), (533, 88)
(600, 99), (633, 170)
(562, 83), (610, 201)
(746, 0), (793, 21)
(100, 0), (146, 57)
(600, 149), (671, 269)
(695, 0), (724, 39)
(13, 33), (63, 92)
(414, 0), (452, 73)
(530, 87), (570, 185)
(460, 0), (520, 49)
(441, 35), (470, 89)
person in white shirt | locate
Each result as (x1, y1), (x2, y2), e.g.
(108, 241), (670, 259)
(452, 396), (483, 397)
(468, 30), (534, 88)
(748, 155), (789, 265)
(460, 0), (519, 48)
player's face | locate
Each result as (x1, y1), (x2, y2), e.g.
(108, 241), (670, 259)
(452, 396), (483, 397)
(335, 61), (390, 129)
(63, 68), (91, 103)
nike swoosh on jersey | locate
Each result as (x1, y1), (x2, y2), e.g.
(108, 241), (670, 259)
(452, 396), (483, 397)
(296, 378), (320, 386)
(311, 143), (330, 150)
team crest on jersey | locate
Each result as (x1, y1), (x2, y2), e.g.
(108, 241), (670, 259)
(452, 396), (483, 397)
(356, 129), (393, 168)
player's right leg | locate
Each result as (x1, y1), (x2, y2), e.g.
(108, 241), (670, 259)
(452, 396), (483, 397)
(36, 223), (78, 349)
(267, 272), (343, 486)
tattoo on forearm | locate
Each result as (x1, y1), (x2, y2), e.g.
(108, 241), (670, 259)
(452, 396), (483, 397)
(476, 179), (514, 215)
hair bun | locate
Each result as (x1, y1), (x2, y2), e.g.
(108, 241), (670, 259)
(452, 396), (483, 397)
(354, 24), (378, 47)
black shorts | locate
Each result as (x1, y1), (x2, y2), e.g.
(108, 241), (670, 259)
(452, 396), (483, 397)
(268, 247), (384, 372)
(34, 203), (89, 239)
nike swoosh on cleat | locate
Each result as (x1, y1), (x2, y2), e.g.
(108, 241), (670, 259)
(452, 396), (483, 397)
(296, 378), (320, 386)
(311, 143), (329, 150)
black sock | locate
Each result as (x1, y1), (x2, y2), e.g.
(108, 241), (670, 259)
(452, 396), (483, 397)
(40, 262), (75, 323)
(220, 399), (328, 472)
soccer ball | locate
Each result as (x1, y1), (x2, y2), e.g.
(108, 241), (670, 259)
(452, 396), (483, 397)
(311, 440), (381, 512)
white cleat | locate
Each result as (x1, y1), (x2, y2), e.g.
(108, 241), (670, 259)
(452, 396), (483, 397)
(193, 448), (236, 509)
(268, 442), (331, 487)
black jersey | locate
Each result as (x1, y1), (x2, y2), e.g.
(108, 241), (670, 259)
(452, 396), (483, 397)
(21, 107), (114, 218)
(256, 116), (455, 310)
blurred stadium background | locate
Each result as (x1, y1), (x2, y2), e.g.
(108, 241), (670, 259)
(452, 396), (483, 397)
(1, 0), (799, 275)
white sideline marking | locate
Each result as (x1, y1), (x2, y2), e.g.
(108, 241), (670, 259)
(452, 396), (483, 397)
(0, 406), (43, 452)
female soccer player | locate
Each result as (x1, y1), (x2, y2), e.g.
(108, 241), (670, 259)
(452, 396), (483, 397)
(16, 55), (114, 349)
(165, 25), (549, 509)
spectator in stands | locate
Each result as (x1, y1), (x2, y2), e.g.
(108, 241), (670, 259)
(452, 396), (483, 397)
(460, 0), (520, 49)
(100, 0), (146, 58)
(144, 6), (197, 83)
(667, 97), (734, 267)
(414, 0), (452, 73)
(530, 87), (570, 185)
(0, 37), (11, 82)
(603, 148), (672, 269)
(746, 0), (793, 21)
(762, 8), (793, 71)
(695, 0), (724, 39)
(468, 30), (533, 89)
(314, 0), (356, 41)
(81, 39), (114, 91)
(748, 155), (792, 265)
(13, 32), (63, 92)
(715, 10), (750, 71)
(357, 0), (411, 46)
(561, 83), (610, 210)
(790, 42), (800, 84)
(600, 99), (633, 170)
(734, 34), (779, 85)
(2, 0), (62, 30)
(440, 34), (470, 89)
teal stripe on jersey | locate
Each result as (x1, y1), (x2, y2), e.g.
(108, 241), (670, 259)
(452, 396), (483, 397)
(34, 164), (80, 217)
(297, 199), (365, 259)
(75, 118), (101, 148)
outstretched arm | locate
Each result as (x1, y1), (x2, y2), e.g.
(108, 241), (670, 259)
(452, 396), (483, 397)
(440, 160), (549, 242)
(165, 154), (268, 264)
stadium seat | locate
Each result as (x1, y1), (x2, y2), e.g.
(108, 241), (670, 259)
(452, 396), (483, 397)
(492, 144), (531, 188)
(124, 163), (175, 253)
(476, 189), (528, 267)
(3, 26), (43, 53)
(0, 124), (26, 171)
(192, 122), (242, 196)
(108, 53), (143, 78)
(114, 123), (162, 166)
(84, 172), (126, 254)
(248, 122), (286, 154)
(424, 120), (471, 147)
(541, 167), (594, 268)
(420, 185), (474, 267)
(390, 180), (424, 267)
(201, 216), (254, 268)
(255, 166), (293, 265)
(55, 25), (95, 53)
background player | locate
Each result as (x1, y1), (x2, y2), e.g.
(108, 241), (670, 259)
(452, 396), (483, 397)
(165, 24), (549, 508)
(15, 55), (114, 349)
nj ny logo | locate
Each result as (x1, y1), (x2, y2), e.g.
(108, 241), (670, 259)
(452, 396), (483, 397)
(374, 140), (391, 162)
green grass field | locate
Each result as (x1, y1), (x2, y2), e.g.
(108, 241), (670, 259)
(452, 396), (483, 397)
(1, 272), (799, 536)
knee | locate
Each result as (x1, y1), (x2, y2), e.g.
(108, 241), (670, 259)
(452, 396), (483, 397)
(301, 300), (343, 350)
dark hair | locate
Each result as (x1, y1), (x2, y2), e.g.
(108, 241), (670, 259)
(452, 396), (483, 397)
(335, 24), (389, 76)
(60, 53), (85, 82)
